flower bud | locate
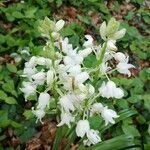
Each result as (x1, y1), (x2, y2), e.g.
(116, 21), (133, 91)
(106, 18), (120, 37)
(55, 19), (65, 31)
(112, 28), (126, 40)
(99, 21), (107, 41)
(47, 70), (54, 85)
(107, 40), (117, 51)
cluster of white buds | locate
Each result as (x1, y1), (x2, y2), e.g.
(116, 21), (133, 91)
(21, 17), (134, 146)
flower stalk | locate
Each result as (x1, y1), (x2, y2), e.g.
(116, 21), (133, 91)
(20, 17), (134, 147)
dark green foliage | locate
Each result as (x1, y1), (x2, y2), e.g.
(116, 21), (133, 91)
(0, 0), (149, 149)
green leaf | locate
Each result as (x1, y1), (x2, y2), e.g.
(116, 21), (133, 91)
(52, 127), (63, 150)
(6, 64), (17, 73)
(122, 124), (140, 137)
(0, 90), (7, 101)
(5, 97), (17, 104)
(79, 135), (140, 150)
(19, 127), (36, 142)
(24, 7), (37, 18)
(12, 11), (24, 18)
(10, 120), (22, 128)
(0, 110), (10, 128)
(23, 110), (34, 119)
(61, 27), (75, 37)
(2, 81), (17, 97)
(143, 94), (150, 110)
(89, 116), (103, 130)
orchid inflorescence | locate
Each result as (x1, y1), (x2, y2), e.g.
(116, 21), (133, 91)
(21, 17), (134, 146)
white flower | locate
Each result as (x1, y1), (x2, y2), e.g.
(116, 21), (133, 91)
(10, 53), (22, 63)
(51, 20), (65, 39)
(20, 48), (30, 56)
(107, 40), (117, 51)
(57, 112), (74, 128)
(36, 57), (46, 66)
(79, 48), (93, 58)
(114, 52), (127, 62)
(59, 95), (75, 112)
(100, 62), (111, 75)
(23, 67), (37, 78)
(116, 56), (135, 77)
(78, 83), (95, 98)
(100, 18), (126, 41)
(25, 56), (37, 68)
(76, 120), (90, 138)
(67, 65), (81, 76)
(56, 37), (73, 54)
(101, 106), (119, 125)
(84, 129), (101, 146)
(75, 72), (89, 85)
(90, 103), (103, 116)
(32, 71), (46, 85)
(20, 82), (36, 101)
(99, 81), (124, 99)
(64, 55), (83, 66)
(46, 70), (54, 85)
(45, 58), (52, 68)
(83, 35), (93, 48)
(32, 108), (45, 124)
(37, 92), (50, 110)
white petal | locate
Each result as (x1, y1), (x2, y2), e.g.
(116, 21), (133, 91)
(114, 52), (127, 62)
(57, 112), (74, 128)
(37, 92), (50, 110)
(107, 40), (117, 51)
(59, 95), (75, 112)
(47, 70), (54, 85)
(55, 19), (65, 31)
(75, 72), (89, 84)
(86, 129), (101, 145)
(79, 48), (92, 58)
(76, 120), (90, 137)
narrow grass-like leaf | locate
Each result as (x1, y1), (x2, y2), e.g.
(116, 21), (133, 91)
(79, 135), (141, 150)
(52, 127), (63, 150)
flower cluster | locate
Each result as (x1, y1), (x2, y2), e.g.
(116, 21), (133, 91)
(21, 17), (134, 146)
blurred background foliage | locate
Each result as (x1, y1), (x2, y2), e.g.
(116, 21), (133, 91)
(0, 0), (150, 149)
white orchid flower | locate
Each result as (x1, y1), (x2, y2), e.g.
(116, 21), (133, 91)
(84, 129), (101, 146)
(99, 81), (124, 99)
(20, 82), (36, 101)
(37, 92), (50, 110)
(101, 106), (119, 125)
(32, 108), (45, 124)
(32, 71), (46, 85)
(83, 35), (93, 48)
(76, 120), (90, 138)
(57, 112), (74, 128)
(59, 95), (75, 112)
